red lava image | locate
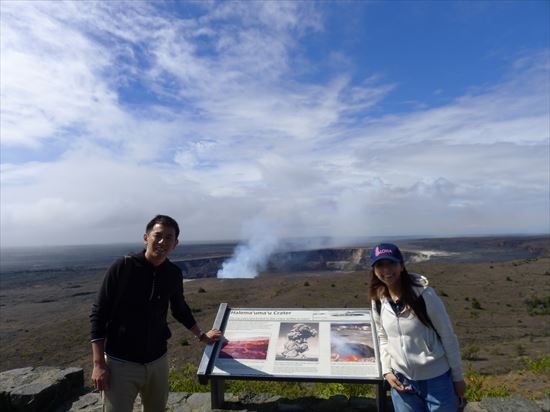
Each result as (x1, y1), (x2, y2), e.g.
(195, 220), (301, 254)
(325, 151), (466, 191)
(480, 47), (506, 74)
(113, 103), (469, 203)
(331, 323), (375, 363)
(219, 337), (270, 360)
(331, 353), (362, 362)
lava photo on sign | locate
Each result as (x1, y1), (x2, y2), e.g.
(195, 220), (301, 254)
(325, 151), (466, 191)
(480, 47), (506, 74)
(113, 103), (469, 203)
(330, 323), (375, 363)
(219, 335), (270, 360)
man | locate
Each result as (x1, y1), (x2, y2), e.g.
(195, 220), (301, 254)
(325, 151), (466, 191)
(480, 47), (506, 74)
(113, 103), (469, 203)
(90, 215), (221, 412)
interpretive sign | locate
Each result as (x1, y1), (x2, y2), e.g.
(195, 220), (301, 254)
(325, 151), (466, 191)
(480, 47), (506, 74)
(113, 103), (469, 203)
(208, 307), (381, 380)
(197, 303), (386, 411)
(198, 304), (387, 410)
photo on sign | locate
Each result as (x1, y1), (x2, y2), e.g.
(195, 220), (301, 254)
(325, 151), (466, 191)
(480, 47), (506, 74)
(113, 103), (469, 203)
(275, 322), (319, 362)
(330, 323), (375, 363)
(219, 333), (271, 360)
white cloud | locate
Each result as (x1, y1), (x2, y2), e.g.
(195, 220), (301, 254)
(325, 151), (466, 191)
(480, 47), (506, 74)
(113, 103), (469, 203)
(0, 2), (548, 246)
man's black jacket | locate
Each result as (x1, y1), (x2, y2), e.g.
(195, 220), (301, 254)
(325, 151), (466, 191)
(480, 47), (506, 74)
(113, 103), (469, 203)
(90, 251), (197, 363)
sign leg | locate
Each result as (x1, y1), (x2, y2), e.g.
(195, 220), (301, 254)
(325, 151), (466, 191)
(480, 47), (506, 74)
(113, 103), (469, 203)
(211, 378), (225, 409)
(376, 381), (387, 412)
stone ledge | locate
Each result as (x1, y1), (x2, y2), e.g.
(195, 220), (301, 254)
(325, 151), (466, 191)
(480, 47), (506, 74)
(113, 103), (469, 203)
(2, 367), (549, 412)
(65, 392), (550, 412)
(0, 367), (84, 412)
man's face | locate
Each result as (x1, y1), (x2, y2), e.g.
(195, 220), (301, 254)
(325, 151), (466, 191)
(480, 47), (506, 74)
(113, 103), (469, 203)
(144, 223), (178, 262)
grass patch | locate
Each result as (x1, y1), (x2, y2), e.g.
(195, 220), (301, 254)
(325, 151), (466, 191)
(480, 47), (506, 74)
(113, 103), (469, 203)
(315, 382), (376, 399)
(169, 359), (550, 402)
(520, 354), (550, 374)
(464, 369), (511, 401)
(169, 363), (377, 399)
(169, 364), (208, 393)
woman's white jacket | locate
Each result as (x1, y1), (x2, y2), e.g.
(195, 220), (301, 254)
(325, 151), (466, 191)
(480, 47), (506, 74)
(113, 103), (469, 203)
(371, 273), (464, 382)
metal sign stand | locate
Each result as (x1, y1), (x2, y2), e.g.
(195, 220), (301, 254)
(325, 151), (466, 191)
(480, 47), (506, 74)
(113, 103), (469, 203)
(210, 378), (225, 409)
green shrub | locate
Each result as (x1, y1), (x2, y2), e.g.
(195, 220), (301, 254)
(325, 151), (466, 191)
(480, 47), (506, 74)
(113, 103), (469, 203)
(462, 344), (480, 361)
(520, 354), (550, 374)
(315, 382), (376, 399)
(464, 370), (510, 401)
(169, 364), (209, 393)
(524, 296), (550, 315)
(471, 298), (482, 310)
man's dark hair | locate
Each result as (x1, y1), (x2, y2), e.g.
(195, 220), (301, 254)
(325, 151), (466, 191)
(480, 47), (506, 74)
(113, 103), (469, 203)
(146, 215), (180, 239)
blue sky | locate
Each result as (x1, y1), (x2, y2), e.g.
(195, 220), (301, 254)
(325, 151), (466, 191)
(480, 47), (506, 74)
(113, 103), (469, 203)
(1, 1), (549, 247)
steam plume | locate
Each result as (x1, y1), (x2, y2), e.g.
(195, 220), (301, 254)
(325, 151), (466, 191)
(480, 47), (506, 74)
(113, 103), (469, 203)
(217, 220), (280, 278)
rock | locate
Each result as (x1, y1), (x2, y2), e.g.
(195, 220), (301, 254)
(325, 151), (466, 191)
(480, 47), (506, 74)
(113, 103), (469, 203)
(170, 403), (193, 412)
(68, 392), (101, 411)
(238, 391), (279, 405)
(535, 397), (550, 412)
(0, 367), (83, 412)
(479, 396), (543, 412)
(234, 392), (279, 411)
(463, 401), (489, 412)
(167, 392), (190, 406)
(185, 392), (212, 411)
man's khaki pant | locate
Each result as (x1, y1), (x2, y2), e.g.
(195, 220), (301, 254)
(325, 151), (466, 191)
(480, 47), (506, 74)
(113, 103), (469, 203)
(103, 354), (169, 412)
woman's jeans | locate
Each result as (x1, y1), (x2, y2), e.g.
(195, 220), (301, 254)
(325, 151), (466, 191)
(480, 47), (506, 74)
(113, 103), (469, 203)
(391, 370), (457, 412)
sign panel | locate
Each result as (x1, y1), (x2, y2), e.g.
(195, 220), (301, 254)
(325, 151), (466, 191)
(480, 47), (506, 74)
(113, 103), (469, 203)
(208, 308), (381, 380)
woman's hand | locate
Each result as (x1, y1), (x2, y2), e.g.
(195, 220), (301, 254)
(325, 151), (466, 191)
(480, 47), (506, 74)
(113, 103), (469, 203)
(200, 329), (222, 344)
(454, 379), (467, 400)
(454, 380), (466, 397)
(91, 362), (110, 391)
(384, 373), (412, 392)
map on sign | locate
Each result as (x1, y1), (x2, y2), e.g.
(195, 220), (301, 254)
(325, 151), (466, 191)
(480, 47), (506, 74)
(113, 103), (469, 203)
(209, 308), (381, 380)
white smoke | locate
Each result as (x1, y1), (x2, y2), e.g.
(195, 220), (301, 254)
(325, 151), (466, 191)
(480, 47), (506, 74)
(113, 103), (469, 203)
(407, 249), (458, 263)
(217, 220), (281, 278)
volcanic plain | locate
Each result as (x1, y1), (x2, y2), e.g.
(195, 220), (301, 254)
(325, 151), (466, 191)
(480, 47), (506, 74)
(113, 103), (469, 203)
(0, 235), (549, 398)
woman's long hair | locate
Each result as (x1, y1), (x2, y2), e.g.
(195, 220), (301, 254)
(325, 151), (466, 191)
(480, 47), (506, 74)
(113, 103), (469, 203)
(367, 266), (433, 328)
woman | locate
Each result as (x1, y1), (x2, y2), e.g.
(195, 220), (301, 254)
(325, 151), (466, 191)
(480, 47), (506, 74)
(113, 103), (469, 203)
(368, 243), (466, 412)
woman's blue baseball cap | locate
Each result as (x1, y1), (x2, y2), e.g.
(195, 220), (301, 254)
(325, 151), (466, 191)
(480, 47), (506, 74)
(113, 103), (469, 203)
(370, 243), (404, 266)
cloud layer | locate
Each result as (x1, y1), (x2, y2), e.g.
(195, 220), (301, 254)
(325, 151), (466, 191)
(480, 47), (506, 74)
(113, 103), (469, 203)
(1, 2), (548, 246)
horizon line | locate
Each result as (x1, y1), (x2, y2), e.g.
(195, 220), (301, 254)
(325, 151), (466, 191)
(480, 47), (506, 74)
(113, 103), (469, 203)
(1, 232), (549, 250)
